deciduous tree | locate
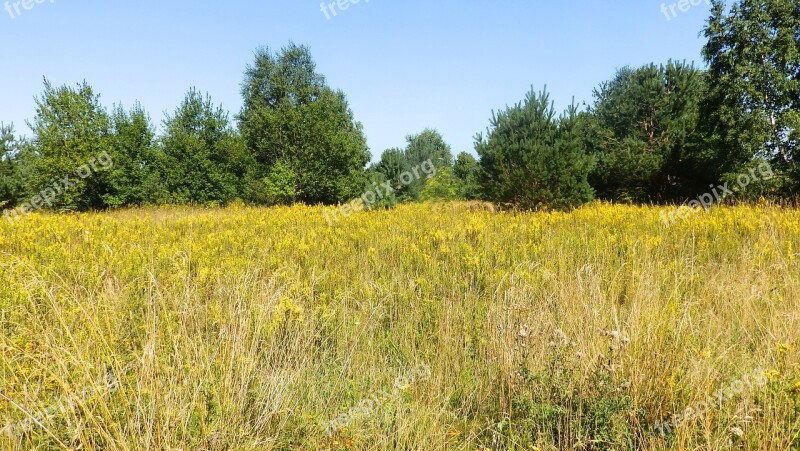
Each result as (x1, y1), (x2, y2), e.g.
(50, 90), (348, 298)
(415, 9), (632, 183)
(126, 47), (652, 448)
(703, 0), (800, 196)
(238, 43), (370, 205)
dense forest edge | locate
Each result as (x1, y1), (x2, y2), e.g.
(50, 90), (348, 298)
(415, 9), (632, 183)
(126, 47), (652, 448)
(1, 0), (798, 219)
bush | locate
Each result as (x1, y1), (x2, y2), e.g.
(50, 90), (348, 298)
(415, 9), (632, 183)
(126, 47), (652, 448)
(263, 161), (298, 205)
(419, 166), (461, 201)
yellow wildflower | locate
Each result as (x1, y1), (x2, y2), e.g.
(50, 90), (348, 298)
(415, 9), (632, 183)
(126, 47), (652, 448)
(765, 369), (780, 382)
(272, 296), (304, 328)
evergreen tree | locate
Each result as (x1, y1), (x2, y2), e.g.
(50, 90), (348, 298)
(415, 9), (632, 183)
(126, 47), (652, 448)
(375, 148), (409, 182)
(403, 129), (453, 199)
(453, 152), (481, 200)
(374, 148), (411, 200)
(404, 129), (453, 169)
(0, 123), (21, 208)
(159, 88), (247, 205)
(363, 168), (398, 209)
(476, 87), (594, 209)
(586, 62), (711, 202)
(27, 80), (113, 211)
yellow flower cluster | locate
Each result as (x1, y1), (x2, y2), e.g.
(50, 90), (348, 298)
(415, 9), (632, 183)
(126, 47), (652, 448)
(272, 295), (305, 328)
(0, 201), (799, 449)
(765, 369), (781, 382)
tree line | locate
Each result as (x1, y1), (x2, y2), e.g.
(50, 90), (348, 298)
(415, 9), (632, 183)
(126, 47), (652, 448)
(1, 0), (798, 214)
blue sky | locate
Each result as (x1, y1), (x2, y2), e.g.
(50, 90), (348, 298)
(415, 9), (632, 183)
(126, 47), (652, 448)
(1, 0), (713, 159)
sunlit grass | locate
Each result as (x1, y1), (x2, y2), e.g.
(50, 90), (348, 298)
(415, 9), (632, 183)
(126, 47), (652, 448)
(1, 202), (799, 449)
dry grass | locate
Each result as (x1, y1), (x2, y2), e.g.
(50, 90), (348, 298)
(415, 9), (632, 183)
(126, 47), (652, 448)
(1, 202), (799, 450)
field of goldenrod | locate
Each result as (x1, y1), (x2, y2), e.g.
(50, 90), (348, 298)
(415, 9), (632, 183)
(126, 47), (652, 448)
(1, 202), (800, 450)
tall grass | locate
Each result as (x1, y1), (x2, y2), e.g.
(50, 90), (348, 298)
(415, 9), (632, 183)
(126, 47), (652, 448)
(0, 202), (799, 450)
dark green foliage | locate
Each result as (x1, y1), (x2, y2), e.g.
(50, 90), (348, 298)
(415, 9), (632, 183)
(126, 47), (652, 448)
(375, 148), (410, 182)
(703, 0), (800, 197)
(453, 152), (481, 200)
(506, 361), (635, 450)
(586, 62), (712, 202)
(375, 148), (412, 200)
(238, 43), (370, 205)
(0, 123), (22, 209)
(26, 80), (113, 211)
(373, 130), (455, 201)
(262, 160), (298, 205)
(363, 169), (397, 209)
(158, 88), (247, 206)
(487, 336), (639, 450)
(104, 104), (161, 207)
(405, 128), (453, 169)
(9, 28), (800, 211)
(475, 87), (594, 210)
(403, 129), (453, 199)
(719, 160), (784, 201)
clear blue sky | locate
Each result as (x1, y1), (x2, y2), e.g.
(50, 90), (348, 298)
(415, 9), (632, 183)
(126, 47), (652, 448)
(1, 0), (713, 159)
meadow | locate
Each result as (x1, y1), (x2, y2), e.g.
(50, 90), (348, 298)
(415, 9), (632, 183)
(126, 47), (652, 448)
(1, 202), (799, 450)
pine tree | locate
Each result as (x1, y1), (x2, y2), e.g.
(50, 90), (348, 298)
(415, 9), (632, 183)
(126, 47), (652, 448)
(27, 80), (113, 211)
(476, 87), (594, 209)
(158, 88), (247, 205)
(0, 123), (20, 208)
(453, 152), (481, 200)
(586, 62), (711, 201)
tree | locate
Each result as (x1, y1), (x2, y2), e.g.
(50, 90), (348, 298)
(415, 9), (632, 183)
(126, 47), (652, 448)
(363, 168), (398, 209)
(405, 129), (453, 169)
(375, 148), (409, 181)
(262, 160), (297, 205)
(403, 129), (453, 199)
(0, 123), (21, 208)
(453, 152), (481, 200)
(27, 80), (113, 211)
(238, 43), (370, 205)
(419, 166), (461, 201)
(586, 62), (711, 202)
(159, 88), (247, 205)
(476, 87), (594, 210)
(374, 148), (411, 200)
(703, 0), (800, 196)
(373, 130), (455, 202)
(104, 104), (160, 207)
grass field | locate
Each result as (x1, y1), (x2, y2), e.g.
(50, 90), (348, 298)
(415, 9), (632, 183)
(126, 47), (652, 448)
(1, 202), (800, 450)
